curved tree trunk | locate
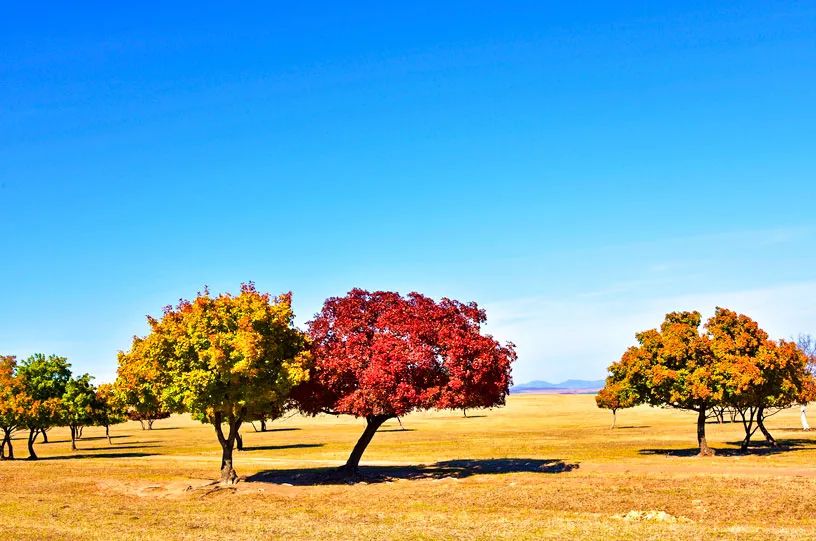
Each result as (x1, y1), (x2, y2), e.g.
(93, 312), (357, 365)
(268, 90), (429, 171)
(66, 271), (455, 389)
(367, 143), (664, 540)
(27, 428), (38, 460)
(0, 428), (12, 460)
(697, 407), (714, 456)
(757, 407), (776, 446)
(339, 415), (390, 475)
(611, 409), (617, 429)
(40, 428), (49, 444)
(139, 420), (145, 430)
(235, 432), (243, 451)
(106, 425), (112, 445)
(147, 419), (154, 430)
(214, 411), (243, 485)
(70, 425), (78, 451)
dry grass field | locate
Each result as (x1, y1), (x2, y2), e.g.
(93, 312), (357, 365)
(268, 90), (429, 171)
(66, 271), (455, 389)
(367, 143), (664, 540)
(3, 393), (816, 540)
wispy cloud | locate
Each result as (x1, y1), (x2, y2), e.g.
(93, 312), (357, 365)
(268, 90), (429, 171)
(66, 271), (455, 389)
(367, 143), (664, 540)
(485, 281), (816, 384)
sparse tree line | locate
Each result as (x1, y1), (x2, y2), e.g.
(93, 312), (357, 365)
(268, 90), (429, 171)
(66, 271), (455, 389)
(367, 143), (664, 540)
(597, 308), (816, 455)
(1, 284), (516, 485)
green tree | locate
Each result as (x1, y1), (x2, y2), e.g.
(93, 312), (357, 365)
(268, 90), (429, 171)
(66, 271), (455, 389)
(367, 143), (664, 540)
(123, 284), (311, 484)
(62, 374), (97, 451)
(17, 354), (71, 459)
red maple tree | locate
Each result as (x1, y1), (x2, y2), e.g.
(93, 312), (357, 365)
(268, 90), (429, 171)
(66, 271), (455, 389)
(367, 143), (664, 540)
(294, 289), (516, 474)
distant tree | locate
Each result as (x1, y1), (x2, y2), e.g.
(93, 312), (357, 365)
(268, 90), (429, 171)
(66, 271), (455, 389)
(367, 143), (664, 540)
(94, 383), (126, 445)
(294, 289), (516, 475)
(0, 355), (24, 460)
(797, 334), (816, 430)
(604, 311), (722, 456)
(128, 284), (311, 484)
(61, 374), (97, 451)
(595, 379), (638, 428)
(17, 354), (71, 459)
(115, 334), (171, 430)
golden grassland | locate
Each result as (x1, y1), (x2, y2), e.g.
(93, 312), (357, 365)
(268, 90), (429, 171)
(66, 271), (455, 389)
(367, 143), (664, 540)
(3, 394), (816, 540)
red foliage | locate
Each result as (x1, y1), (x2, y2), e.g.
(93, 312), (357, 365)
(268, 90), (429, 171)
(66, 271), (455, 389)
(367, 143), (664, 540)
(295, 289), (516, 418)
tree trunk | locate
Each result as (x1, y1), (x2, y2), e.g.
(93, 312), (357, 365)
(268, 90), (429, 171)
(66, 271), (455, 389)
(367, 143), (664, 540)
(70, 425), (78, 451)
(462, 408), (468, 418)
(757, 407), (776, 446)
(697, 407), (714, 456)
(236, 432), (243, 451)
(214, 412), (243, 485)
(260, 419), (267, 432)
(27, 428), (38, 460)
(40, 428), (49, 444)
(0, 428), (12, 460)
(738, 407), (758, 451)
(77, 426), (83, 439)
(147, 419), (154, 430)
(106, 425), (112, 445)
(339, 415), (390, 475)
(139, 420), (145, 430)
(611, 409), (617, 429)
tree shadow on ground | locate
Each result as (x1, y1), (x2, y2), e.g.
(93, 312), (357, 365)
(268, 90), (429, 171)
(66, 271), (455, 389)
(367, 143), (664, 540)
(248, 427), (301, 433)
(379, 428), (416, 432)
(242, 443), (323, 452)
(614, 425), (650, 429)
(76, 444), (161, 451)
(640, 438), (816, 457)
(244, 458), (579, 486)
(25, 452), (158, 461)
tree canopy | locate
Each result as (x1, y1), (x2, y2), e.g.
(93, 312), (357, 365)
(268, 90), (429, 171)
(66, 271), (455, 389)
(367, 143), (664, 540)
(600, 308), (816, 455)
(294, 289), (516, 474)
(124, 283), (312, 484)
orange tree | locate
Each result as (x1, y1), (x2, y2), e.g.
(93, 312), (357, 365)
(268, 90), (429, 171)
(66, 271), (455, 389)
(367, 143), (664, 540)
(706, 308), (816, 449)
(603, 311), (723, 456)
(123, 284), (311, 484)
(595, 378), (638, 428)
(0, 355), (25, 460)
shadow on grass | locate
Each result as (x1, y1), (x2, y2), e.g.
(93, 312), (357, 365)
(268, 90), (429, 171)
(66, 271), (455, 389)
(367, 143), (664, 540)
(27, 452), (158, 461)
(640, 438), (816, 457)
(242, 443), (323, 452)
(379, 428), (416, 433)
(614, 425), (650, 429)
(245, 458), (579, 486)
(76, 444), (161, 451)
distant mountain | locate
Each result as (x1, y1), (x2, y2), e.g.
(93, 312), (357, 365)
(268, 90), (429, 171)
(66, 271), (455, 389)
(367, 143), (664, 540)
(511, 379), (604, 394)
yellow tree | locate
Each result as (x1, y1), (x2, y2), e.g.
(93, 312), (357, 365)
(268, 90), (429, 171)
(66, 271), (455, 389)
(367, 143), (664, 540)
(126, 283), (311, 484)
(115, 333), (170, 430)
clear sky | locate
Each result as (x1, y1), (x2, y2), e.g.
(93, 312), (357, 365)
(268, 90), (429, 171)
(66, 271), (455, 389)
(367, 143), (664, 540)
(2, 2), (815, 385)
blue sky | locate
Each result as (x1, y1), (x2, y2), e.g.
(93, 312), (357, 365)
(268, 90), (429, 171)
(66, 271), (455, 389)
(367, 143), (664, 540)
(2, 2), (815, 384)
